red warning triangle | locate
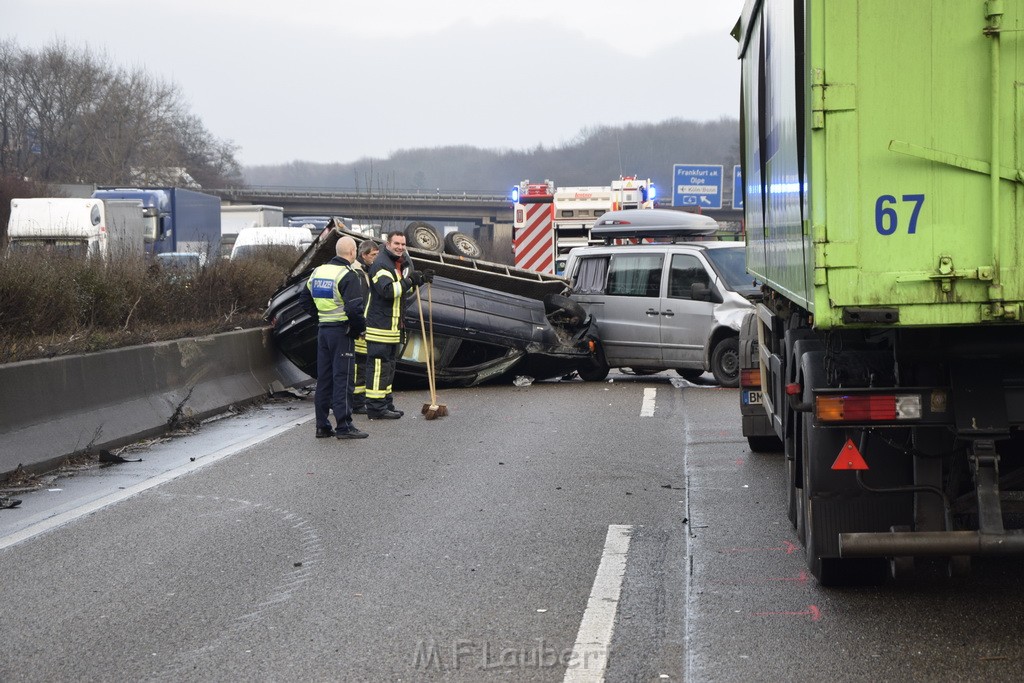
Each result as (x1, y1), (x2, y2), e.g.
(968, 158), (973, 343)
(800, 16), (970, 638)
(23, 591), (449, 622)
(831, 439), (869, 470)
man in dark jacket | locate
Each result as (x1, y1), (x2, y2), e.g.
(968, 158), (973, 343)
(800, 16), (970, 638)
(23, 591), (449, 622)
(298, 235), (368, 439)
(364, 231), (433, 419)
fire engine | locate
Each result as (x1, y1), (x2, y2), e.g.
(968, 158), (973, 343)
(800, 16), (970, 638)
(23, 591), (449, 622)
(511, 177), (656, 274)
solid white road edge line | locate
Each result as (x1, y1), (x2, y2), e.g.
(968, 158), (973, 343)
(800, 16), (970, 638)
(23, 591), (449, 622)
(684, 420), (696, 680)
(640, 388), (657, 417)
(563, 524), (633, 683)
(0, 414), (315, 552)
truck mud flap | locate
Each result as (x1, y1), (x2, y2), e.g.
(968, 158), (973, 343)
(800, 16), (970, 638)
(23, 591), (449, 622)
(801, 351), (914, 559)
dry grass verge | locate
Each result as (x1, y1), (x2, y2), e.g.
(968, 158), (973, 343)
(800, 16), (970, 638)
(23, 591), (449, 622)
(0, 250), (294, 364)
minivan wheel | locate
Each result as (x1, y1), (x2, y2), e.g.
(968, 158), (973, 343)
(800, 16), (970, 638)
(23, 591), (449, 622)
(710, 337), (740, 387)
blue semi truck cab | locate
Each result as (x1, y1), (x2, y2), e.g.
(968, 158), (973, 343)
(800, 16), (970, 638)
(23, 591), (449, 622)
(92, 187), (221, 260)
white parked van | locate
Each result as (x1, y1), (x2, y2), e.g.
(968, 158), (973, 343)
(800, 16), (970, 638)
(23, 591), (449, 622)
(220, 204), (285, 256)
(562, 209), (758, 387)
(6, 197), (146, 261)
(229, 226), (313, 260)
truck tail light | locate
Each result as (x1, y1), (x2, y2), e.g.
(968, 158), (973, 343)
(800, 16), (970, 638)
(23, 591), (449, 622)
(816, 394), (922, 423)
(740, 368), (760, 388)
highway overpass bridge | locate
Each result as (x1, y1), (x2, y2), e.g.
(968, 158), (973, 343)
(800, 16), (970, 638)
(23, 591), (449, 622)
(210, 187), (514, 227)
(208, 187), (743, 231)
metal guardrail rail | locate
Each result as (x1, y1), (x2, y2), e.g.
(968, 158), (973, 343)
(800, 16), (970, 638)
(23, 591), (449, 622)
(0, 329), (309, 478)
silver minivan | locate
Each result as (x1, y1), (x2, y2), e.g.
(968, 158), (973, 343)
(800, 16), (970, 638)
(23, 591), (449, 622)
(563, 209), (758, 387)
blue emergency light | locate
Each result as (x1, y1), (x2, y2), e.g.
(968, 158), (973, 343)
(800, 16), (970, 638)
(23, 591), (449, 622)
(511, 186), (520, 203)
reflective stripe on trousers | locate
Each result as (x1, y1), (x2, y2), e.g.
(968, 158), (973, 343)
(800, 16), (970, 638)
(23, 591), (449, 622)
(365, 340), (397, 404)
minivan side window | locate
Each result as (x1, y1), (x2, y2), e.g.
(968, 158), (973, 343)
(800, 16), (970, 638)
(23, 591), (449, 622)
(574, 256), (609, 294)
(668, 253), (710, 299)
(607, 254), (662, 297)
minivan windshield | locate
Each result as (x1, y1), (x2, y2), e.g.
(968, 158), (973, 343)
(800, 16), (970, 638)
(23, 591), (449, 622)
(704, 247), (759, 296)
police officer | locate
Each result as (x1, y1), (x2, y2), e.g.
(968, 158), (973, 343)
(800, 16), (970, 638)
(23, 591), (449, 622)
(351, 239), (379, 415)
(364, 231), (433, 419)
(298, 235), (368, 439)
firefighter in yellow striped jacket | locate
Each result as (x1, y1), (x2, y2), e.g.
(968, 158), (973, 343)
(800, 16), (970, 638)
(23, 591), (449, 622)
(363, 231), (433, 419)
(351, 239), (380, 414)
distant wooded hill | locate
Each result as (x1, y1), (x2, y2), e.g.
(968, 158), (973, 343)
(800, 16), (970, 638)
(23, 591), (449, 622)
(242, 118), (739, 196)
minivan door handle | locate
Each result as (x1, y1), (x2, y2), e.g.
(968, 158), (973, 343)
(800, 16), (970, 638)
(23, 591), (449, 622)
(661, 310), (675, 317)
(646, 308), (660, 317)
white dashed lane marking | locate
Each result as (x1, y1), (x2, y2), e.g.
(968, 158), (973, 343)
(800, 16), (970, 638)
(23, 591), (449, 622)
(640, 388), (657, 417)
(563, 524), (633, 682)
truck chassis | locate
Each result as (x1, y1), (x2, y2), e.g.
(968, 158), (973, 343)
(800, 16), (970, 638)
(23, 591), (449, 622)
(750, 295), (1024, 585)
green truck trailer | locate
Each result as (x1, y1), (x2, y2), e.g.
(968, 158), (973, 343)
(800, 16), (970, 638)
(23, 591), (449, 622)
(734, 0), (1024, 584)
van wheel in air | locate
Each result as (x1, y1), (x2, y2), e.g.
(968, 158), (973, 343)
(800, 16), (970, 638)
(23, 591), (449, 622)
(444, 231), (483, 259)
(405, 221), (442, 252)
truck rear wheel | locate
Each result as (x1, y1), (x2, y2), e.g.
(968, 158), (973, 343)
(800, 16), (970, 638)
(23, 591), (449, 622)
(791, 414), (805, 542)
(747, 435), (783, 452)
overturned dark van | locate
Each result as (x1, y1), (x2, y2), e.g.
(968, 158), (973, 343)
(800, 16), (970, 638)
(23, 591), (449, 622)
(265, 224), (600, 388)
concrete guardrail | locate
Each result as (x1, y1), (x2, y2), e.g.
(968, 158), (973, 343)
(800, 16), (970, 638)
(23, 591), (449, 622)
(0, 328), (310, 478)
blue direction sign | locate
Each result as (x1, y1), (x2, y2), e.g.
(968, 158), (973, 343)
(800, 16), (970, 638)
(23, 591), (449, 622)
(732, 165), (743, 209)
(673, 164), (723, 209)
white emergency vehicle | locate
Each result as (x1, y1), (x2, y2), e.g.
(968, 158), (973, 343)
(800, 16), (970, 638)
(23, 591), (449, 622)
(511, 177), (655, 274)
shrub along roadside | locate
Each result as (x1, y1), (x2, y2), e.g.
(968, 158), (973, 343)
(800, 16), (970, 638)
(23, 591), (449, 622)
(0, 251), (292, 364)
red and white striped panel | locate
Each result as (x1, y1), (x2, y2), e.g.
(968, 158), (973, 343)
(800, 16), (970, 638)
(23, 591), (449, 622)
(513, 203), (555, 273)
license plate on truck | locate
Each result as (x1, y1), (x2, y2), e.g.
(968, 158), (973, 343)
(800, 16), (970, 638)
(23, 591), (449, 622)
(743, 390), (762, 406)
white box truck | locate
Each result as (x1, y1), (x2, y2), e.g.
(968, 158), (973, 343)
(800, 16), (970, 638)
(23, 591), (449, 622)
(6, 197), (146, 261)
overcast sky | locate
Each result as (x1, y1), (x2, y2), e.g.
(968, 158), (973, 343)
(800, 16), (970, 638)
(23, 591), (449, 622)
(8, 1), (745, 167)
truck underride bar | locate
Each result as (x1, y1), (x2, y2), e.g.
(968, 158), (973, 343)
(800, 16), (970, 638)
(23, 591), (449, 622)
(840, 530), (1024, 557)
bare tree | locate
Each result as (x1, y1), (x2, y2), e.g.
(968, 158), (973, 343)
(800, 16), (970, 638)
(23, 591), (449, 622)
(0, 39), (243, 188)
(172, 113), (243, 188)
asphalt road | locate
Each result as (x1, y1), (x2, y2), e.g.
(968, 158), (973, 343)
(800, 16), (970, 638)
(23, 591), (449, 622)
(1, 373), (1022, 682)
